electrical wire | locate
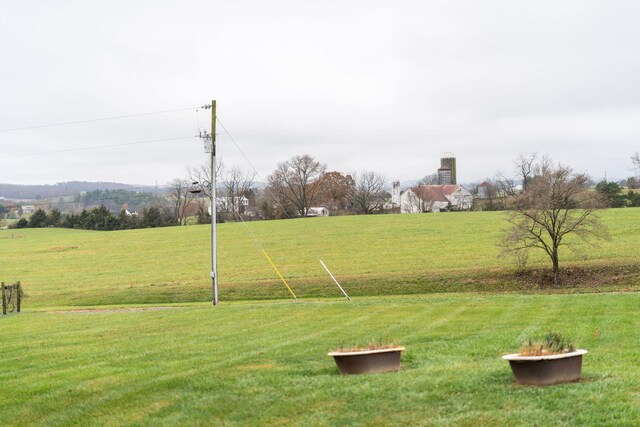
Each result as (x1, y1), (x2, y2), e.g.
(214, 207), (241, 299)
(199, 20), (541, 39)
(216, 117), (260, 176)
(217, 119), (349, 300)
(0, 107), (196, 133)
(231, 209), (297, 301)
(1, 191), (162, 210)
(216, 116), (295, 221)
(2, 136), (196, 159)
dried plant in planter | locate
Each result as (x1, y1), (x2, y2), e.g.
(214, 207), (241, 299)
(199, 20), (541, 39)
(518, 332), (576, 356)
(335, 340), (399, 353)
(503, 331), (586, 385)
(328, 340), (405, 375)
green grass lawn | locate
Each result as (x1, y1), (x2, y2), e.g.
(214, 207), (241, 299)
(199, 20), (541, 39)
(2, 293), (640, 426)
(1, 209), (639, 307)
(1, 210), (640, 425)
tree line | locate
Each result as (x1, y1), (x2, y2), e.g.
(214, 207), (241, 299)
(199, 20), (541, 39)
(5, 151), (640, 233)
(164, 155), (389, 224)
(474, 152), (640, 211)
(9, 206), (183, 231)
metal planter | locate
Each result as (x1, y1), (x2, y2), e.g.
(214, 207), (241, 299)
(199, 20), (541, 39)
(328, 347), (405, 375)
(502, 349), (587, 385)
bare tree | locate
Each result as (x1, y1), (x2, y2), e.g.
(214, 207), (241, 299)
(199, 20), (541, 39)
(350, 171), (387, 214)
(165, 178), (199, 225)
(188, 161), (225, 222)
(514, 152), (553, 190)
(194, 199), (211, 224)
(501, 161), (608, 285)
(188, 161), (225, 200)
(223, 166), (256, 216)
(476, 180), (501, 210)
(515, 153), (538, 191)
(632, 152), (640, 180)
(495, 172), (518, 197)
(259, 186), (297, 219)
(418, 173), (439, 185)
(267, 154), (326, 217)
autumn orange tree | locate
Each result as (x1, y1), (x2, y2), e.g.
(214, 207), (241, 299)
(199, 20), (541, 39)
(317, 171), (355, 210)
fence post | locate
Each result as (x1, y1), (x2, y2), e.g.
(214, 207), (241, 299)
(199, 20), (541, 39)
(1, 282), (5, 315)
(16, 281), (21, 313)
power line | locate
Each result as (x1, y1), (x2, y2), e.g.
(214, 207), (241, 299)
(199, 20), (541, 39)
(216, 117), (261, 176)
(0, 107), (196, 133)
(216, 118), (350, 299)
(2, 191), (162, 210)
(2, 136), (195, 159)
(216, 117), (296, 220)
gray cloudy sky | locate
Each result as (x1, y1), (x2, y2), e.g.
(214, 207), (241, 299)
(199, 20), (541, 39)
(1, 0), (639, 186)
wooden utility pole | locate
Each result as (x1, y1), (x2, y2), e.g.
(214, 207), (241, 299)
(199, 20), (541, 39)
(210, 100), (218, 305)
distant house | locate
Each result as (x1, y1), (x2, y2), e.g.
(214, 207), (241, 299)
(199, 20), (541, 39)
(214, 196), (249, 212)
(476, 181), (494, 200)
(400, 185), (473, 213)
(20, 205), (36, 214)
(307, 206), (330, 217)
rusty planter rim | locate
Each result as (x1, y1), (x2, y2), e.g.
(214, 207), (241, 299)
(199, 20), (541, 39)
(328, 347), (405, 357)
(502, 349), (588, 361)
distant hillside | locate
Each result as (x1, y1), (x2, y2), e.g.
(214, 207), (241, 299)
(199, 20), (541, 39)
(0, 181), (164, 200)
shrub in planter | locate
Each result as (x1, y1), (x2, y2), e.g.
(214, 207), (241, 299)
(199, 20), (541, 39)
(502, 332), (587, 386)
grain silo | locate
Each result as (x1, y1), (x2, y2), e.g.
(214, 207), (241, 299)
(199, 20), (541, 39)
(438, 154), (457, 185)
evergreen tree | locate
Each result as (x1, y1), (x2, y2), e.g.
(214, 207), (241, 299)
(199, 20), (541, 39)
(28, 209), (48, 228)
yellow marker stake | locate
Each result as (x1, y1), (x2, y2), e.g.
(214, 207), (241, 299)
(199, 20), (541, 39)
(263, 250), (297, 301)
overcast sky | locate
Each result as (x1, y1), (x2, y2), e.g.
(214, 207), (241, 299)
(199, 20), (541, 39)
(1, 0), (639, 187)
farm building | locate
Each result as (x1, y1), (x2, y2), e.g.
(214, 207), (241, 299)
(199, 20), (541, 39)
(19, 205), (36, 214)
(307, 206), (330, 217)
(400, 185), (473, 213)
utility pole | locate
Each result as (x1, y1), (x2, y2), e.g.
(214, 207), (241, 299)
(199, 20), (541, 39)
(210, 100), (218, 305)
(199, 100), (218, 305)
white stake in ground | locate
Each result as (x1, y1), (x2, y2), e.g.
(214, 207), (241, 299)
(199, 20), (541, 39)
(319, 260), (351, 301)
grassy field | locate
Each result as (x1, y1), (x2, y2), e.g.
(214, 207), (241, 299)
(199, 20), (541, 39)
(2, 210), (640, 425)
(2, 293), (640, 426)
(1, 209), (640, 307)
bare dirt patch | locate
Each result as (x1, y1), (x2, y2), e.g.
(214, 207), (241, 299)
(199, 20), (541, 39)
(43, 246), (79, 252)
(508, 263), (640, 292)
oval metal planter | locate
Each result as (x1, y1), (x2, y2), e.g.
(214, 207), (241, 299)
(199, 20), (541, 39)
(328, 347), (405, 375)
(502, 349), (588, 385)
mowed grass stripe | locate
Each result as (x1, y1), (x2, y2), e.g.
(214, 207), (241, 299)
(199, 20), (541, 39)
(3, 294), (640, 425)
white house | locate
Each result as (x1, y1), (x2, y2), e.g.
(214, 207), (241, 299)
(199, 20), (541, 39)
(216, 196), (249, 211)
(400, 185), (473, 213)
(307, 206), (330, 217)
(20, 205), (36, 214)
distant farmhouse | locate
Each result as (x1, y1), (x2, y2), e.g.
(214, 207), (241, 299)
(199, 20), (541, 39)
(398, 154), (473, 213)
(401, 184), (473, 213)
(216, 196), (249, 212)
(307, 206), (330, 217)
(19, 205), (36, 214)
